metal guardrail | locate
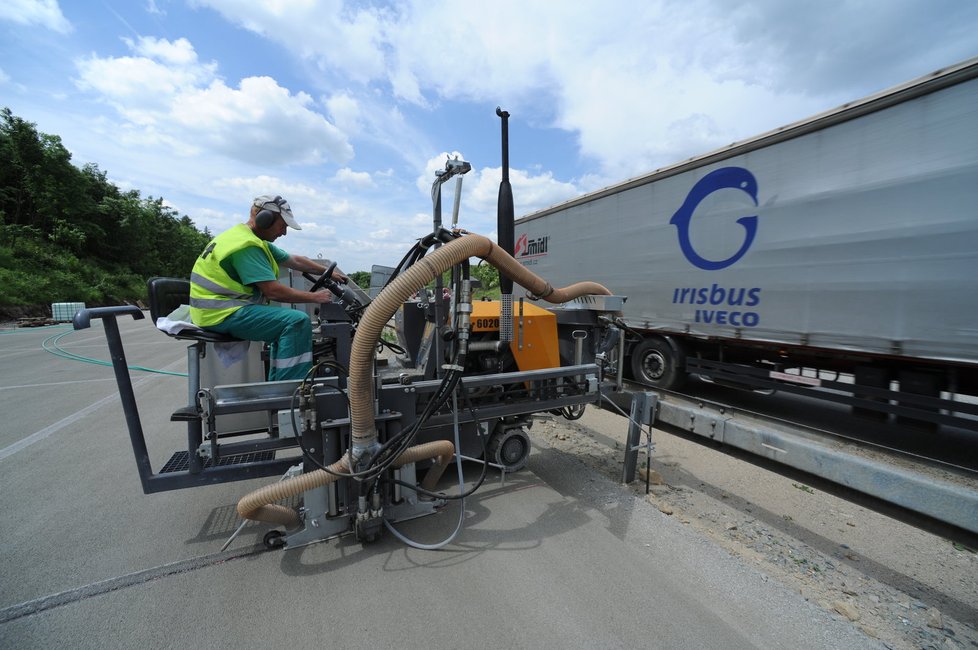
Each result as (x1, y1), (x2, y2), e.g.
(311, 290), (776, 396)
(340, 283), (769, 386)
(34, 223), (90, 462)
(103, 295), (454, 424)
(620, 388), (978, 536)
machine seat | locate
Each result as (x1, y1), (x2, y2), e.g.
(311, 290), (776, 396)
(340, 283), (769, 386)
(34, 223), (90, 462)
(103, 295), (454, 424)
(147, 276), (241, 344)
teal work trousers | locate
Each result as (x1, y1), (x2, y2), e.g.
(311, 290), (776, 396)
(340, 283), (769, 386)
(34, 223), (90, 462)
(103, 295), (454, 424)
(207, 305), (313, 381)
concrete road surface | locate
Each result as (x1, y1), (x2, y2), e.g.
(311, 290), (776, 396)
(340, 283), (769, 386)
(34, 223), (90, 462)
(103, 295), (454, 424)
(0, 315), (878, 648)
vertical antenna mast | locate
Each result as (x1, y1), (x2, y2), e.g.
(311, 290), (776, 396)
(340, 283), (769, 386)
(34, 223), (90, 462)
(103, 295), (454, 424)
(496, 107), (514, 344)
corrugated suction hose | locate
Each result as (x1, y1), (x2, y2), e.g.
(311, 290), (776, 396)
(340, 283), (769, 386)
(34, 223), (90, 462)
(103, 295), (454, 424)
(236, 440), (456, 528)
(236, 231), (610, 529)
(349, 232), (611, 454)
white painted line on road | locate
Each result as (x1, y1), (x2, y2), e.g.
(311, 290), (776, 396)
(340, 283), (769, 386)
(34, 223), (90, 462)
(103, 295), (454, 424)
(0, 378), (118, 391)
(0, 358), (184, 462)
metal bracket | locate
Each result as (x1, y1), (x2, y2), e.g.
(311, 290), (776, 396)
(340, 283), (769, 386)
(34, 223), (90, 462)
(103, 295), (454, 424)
(622, 391), (658, 484)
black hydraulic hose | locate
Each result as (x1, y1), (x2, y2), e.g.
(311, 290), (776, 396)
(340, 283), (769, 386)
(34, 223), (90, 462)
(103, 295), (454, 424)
(387, 382), (490, 500)
(370, 368), (463, 470)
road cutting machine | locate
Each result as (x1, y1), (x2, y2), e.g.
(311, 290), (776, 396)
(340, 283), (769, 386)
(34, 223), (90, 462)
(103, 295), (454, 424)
(74, 109), (636, 550)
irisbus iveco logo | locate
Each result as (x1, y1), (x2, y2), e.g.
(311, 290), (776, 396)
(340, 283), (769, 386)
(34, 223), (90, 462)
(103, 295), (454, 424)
(669, 166), (764, 328)
(515, 233), (550, 259)
(670, 166), (759, 271)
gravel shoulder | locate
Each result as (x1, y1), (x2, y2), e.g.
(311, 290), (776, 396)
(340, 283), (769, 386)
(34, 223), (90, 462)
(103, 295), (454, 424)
(531, 406), (978, 650)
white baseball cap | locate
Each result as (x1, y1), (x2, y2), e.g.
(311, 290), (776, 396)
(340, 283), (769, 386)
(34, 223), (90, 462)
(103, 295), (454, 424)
(253, 195), (301, 230)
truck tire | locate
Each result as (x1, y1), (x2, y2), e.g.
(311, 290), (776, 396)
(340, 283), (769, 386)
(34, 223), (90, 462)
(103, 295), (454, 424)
(630, 337), (686, 390)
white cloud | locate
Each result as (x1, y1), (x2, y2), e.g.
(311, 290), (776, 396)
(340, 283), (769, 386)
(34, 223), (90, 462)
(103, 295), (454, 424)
(468, 166), (581, 218)
(333, 167), (373, 187)
(190, 0), (978, 180)
(193, 0), (387, 82)
(127, 35), (198, 66)
(145, 0), (165, 17)
(325, 92), (361, 136)
(415, 152), (582, 234)
(74, 37), (353, 166)
(13, 0), (976, 276)
(0, 0), (71, 34)
(214, 175), (319, 211)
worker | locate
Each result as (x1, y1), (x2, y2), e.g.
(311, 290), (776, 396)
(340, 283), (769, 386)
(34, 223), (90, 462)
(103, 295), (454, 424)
(189, 194), (347, 381)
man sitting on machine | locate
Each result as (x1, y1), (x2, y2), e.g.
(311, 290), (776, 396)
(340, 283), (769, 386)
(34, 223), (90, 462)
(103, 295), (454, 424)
(189, 194), (348, 381)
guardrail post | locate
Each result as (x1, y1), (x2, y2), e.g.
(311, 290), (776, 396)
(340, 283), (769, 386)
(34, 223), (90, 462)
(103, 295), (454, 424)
(622, 391), (657, 484)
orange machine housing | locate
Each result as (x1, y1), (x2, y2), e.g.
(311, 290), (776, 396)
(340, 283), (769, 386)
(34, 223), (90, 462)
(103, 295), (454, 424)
(470, 300), (559, 371)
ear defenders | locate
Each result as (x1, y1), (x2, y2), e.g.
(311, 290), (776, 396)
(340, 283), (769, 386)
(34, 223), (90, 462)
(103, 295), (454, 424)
(255, 196), (285, 229)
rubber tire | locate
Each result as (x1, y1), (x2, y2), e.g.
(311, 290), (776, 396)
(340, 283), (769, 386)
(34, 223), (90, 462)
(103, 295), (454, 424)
(488, 428), (531, 472)
(263, 530), (286, 550)
(629, 337), (686, 390)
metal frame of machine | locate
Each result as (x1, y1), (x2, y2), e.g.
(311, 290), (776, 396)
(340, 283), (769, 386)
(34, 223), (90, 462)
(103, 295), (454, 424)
(74, 110), (642, 551)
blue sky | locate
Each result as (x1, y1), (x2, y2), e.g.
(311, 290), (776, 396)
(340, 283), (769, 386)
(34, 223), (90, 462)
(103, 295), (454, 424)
(1, 0), (977, 272)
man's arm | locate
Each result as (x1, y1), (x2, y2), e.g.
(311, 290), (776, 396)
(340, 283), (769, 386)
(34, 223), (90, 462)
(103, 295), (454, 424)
(280, 255), (349, 283)
(253, 280), (333, 305)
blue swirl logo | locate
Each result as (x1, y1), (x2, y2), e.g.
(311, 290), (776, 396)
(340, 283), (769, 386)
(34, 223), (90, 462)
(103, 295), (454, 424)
(669, 167), (758, 270)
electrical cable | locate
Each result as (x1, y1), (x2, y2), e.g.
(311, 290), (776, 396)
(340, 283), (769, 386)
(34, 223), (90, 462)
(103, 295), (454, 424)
(355, 262), (472, 485)
(376, 337), (405, 356)
(285, 361), (403, 481)
(387, 383), (490, 500)
(363, 369), (460, 482)
(382, 385), (466, 549)
(285, 356), (451, 484)
(41, 329), (188, 377)
(289, 384), (354, 478)
(382, 268), (493, 501)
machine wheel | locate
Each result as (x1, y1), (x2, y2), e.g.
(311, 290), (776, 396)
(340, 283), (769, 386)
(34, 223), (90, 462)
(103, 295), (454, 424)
(488, 428), (531, 472)
(630, 337), (687, 390)
(561, 403), (586, 421)
(263, 530), (286, 550)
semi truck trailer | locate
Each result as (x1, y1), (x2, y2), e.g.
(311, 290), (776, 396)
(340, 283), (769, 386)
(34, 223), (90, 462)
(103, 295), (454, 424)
(515, 56), (978, 431)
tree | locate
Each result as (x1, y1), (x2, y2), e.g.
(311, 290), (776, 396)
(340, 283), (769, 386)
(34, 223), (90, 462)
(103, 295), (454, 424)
(470, 261), (500, 298)
(0, 107), (214, 311)
(0, 108), (82, 233)
(349, 270), (371, 292)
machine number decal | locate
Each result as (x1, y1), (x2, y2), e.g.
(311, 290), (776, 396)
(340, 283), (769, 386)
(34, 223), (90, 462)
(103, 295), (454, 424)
(475, 317), (500, 329)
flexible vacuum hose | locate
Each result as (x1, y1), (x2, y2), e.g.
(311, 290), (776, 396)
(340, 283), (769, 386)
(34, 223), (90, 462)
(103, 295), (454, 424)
(236, 440), (456, 527)
(237, 458), (349, 529)
(392, 440), (455, 491)
(349, 232), (611, 456)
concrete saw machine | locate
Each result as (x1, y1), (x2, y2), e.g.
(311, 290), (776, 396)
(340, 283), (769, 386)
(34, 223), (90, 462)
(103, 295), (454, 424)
(74, 109), (636, 551)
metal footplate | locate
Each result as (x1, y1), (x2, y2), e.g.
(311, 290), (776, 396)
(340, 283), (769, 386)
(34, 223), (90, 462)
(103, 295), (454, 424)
(159, 450), (277, 474)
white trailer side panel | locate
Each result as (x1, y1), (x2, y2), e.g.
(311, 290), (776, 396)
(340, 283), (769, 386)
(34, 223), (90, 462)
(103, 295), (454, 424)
(515, 75), (978, 365)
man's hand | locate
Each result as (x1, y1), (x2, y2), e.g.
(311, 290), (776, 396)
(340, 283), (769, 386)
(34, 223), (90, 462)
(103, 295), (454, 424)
(330, 268), (349, 284)
(253, 279), (333, 305)
(311, 289), (333, 304)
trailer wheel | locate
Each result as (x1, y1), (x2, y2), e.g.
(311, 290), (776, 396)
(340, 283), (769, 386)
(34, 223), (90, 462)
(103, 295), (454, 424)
(488, 428), (531, 472)
(630, 337), (686, 390)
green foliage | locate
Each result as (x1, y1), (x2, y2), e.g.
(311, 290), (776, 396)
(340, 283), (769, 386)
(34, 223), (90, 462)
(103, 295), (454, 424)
(416, 263), (501, 300)
(49, 218), (86, 252)
(0, 108), (212, 309)
(470, 262), (500, 299)
(349, 270), (371, 292)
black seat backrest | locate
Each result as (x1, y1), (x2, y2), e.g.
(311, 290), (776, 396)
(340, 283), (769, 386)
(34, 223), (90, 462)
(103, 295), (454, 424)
(146, 276), (241, 343)
(148, 276), (191, 324)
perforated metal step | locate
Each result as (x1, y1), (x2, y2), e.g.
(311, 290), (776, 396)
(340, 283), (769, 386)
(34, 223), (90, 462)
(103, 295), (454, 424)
(160, 450), (276, 474)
